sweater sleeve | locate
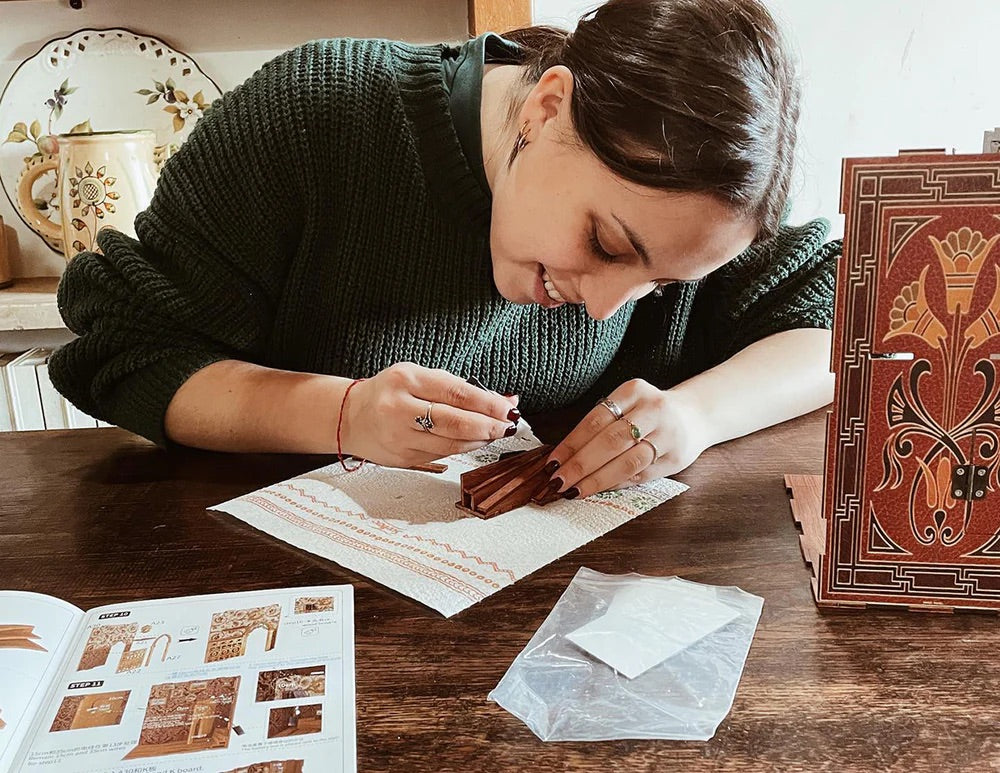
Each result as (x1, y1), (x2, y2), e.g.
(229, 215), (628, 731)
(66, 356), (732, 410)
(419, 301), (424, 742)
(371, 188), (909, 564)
(48, 45), (317, 446)
(683, 219), (841, 369)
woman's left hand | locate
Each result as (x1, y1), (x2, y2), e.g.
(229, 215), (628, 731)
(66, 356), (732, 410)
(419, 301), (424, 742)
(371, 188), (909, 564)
(543, 379), (710, 500)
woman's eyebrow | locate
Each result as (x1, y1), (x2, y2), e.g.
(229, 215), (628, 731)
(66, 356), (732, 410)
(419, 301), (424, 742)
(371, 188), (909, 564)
(611, 212), (651, 268)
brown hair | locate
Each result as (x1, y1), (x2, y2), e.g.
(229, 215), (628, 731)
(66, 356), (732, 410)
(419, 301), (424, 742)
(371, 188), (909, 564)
(504, 0), (800, 241)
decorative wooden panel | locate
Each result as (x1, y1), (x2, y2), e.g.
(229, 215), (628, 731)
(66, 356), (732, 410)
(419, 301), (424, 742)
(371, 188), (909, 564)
(469, 0), (532, 35)
(820, 151), (1000, 611)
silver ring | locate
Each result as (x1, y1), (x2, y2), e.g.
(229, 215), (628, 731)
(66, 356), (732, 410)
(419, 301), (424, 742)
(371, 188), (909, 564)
(597, 397), (623, 421)
(623, 417), (642, 442)
(639, 437), (660, 462)
(415, 403), (435, 432)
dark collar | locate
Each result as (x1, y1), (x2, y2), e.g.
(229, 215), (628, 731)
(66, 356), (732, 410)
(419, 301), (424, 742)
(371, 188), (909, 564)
(441, 33), (522, 202)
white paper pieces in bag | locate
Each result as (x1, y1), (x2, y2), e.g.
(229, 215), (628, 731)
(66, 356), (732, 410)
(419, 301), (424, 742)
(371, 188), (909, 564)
(566, 577), (740, 679)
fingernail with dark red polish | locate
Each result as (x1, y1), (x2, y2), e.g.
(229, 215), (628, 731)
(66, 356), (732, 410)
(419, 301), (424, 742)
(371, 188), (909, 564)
(507, 407), (521, 423)
(563, 487), (581, 500)
(544, 477), (564, 495)
(503, 392), (516, 398)
(543, 459), (560, 475)
(504, 424), (518, 437)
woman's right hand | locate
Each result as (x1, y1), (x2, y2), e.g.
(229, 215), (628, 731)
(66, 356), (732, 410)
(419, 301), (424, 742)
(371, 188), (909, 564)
(339, 362), (520, 468)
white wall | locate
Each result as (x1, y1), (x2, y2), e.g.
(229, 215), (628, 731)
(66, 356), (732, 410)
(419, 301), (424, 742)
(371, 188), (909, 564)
(532, 0), (1000, 237)
(6, 0), (996, 274)
(0, 0), (467, 278)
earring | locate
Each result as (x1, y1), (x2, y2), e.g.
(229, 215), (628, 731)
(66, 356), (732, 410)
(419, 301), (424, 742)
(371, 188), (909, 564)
(508, 121), (529, 166)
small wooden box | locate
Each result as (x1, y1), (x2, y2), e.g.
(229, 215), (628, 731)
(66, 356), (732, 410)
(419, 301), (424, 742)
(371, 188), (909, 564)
(789, 149), (1000, 612)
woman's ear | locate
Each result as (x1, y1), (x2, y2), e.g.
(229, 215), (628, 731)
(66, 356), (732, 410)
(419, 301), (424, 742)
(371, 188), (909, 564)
(520, 65), (575, 133)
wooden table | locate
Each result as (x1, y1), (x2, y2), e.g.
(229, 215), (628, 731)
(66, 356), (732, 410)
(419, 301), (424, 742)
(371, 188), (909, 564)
(2, 410), (998, 772)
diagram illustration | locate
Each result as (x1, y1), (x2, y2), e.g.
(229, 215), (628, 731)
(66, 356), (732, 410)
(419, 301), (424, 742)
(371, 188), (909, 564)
(293, 597), (333, 614)
(255, 666), (326, 702)
(76, 623), (172, 673)
(0, 624), (47, 652)
(218, 761), (304, 773)
(49, 691), (130, 732)
(124, 676), (241, 759)
(205, 605), (281, 663)
(266, 704), (322, 739)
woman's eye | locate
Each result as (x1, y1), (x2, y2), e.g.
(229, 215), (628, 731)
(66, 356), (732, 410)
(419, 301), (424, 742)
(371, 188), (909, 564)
(589, 228), (616, 263)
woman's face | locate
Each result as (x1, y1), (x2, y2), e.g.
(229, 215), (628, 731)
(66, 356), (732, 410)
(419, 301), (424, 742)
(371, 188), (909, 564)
(486, 68), (758, 321)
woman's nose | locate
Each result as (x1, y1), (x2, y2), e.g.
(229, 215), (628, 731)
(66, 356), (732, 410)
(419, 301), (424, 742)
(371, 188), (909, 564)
(580, 275), (634, 321)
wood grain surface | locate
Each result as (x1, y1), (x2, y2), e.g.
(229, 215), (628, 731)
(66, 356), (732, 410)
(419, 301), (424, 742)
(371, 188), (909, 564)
(2, 409), (998, 772)
(468, 0), (532, 35)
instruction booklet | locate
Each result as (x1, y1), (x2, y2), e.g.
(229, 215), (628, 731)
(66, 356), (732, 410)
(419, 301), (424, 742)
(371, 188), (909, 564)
(0, 585), (355, 773)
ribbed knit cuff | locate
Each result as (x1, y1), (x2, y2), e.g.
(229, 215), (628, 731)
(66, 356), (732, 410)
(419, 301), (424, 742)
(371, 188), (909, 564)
(107, 351), (231, 448)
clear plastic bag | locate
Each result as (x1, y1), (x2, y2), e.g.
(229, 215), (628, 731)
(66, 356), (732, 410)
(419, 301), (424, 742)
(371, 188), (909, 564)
(488, 567), (764, 741)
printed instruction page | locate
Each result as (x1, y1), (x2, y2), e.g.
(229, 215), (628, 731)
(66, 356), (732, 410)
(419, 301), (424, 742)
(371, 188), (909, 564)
(0, 592), (84, 771)
(12, 585), (356, 773)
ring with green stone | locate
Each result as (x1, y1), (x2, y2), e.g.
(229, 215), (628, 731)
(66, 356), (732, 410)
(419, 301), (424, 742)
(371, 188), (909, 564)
(623, 417), (642, 442)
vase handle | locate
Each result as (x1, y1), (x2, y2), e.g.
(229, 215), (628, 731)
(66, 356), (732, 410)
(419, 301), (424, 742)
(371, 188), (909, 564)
(16, 154), (62, 243)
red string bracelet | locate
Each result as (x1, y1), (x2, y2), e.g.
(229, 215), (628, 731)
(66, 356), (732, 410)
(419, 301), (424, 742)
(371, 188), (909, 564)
(337, 378), (366, 472)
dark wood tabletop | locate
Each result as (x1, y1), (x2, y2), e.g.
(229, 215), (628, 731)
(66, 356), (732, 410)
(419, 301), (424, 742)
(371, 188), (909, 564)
(2, 409), (998, 772)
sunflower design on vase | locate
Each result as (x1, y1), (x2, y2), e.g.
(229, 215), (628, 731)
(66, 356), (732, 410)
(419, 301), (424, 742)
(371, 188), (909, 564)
(877, 226), (1000, 547)
(67, 160), (119, 253)
(16, 130), (158, 261)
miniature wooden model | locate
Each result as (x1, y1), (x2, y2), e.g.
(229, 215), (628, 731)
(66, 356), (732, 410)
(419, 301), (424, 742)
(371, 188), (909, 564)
(457, 445), (562, 518)
(788, 149), (1000, 612)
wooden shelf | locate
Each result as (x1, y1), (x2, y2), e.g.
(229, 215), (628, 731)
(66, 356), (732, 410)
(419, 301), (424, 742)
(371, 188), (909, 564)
(0, 277), (64, 332)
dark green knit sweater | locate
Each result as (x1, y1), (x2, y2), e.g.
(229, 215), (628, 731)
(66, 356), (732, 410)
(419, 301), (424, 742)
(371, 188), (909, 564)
(50, 37), (840, 447)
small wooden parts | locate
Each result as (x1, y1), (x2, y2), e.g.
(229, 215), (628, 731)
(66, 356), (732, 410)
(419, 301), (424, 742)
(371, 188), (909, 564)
(408, 462), (448, 474)
(457, 445), (561, 518)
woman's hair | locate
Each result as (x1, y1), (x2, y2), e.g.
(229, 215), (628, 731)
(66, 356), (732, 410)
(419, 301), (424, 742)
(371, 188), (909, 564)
(504, 0), (800, 241)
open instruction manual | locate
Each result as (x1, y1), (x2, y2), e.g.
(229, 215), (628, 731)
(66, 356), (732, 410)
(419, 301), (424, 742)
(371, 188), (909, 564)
(0, 585), (355, 773)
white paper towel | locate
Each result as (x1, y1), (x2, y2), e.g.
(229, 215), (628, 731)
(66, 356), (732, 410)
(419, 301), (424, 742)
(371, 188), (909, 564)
(210, 429), (686, 616)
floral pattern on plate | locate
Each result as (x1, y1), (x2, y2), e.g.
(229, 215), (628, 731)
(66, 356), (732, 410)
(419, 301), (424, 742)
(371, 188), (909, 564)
(0, 28), (222, 254)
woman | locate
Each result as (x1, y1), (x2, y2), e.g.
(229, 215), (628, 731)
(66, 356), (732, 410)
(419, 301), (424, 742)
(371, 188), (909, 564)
(51, 0), (839, 501)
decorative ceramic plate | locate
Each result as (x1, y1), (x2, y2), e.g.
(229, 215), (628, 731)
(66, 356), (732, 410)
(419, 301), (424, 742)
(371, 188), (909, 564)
(0, 28), (222, 253)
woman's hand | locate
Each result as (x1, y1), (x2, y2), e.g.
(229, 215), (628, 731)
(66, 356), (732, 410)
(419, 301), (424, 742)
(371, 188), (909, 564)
(542, 379), (710, 499)
(340, 362), (520, 468)
(540, 329), (835, 499)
